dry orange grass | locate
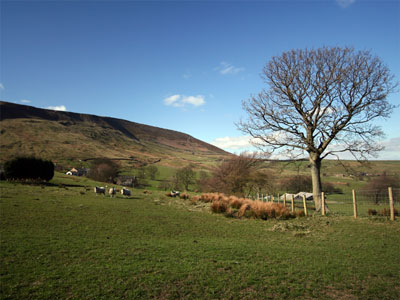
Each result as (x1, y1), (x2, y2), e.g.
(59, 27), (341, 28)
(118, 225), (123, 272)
(191, 196), (200, 204)
(199, 193), (292, 220)
(249, 201), (290, 219)
(237, 203), (251, 218)
(210, 200), (229, 213)
(180, 193), (190, 200)
(228, 196), (243, 209)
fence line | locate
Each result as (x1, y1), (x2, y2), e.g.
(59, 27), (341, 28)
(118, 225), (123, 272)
(251, 188), (399, 219)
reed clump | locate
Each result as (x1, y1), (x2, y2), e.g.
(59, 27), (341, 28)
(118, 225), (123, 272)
(201, 192), (293, 220)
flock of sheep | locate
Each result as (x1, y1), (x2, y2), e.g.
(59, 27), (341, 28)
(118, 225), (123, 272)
(94, 186), (131, 197)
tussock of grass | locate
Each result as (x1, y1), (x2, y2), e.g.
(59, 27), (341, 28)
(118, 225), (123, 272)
(180, 192), (190, 200)
(200, 192), (293, 220)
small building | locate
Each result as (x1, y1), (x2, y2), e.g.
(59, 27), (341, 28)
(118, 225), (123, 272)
(66, 167), (88, 176)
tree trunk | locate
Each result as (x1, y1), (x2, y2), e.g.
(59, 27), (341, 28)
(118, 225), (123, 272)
(309, 153), (329, 212)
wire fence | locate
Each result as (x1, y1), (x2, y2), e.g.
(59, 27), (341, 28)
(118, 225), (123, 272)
(327, 188), (399, 217)
(253, 188), (399, 218)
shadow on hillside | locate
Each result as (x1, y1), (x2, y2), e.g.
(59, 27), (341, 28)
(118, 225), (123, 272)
(5, 181), (86, 188)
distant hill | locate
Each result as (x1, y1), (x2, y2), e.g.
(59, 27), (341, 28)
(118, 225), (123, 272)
(0, 101), (229, 168)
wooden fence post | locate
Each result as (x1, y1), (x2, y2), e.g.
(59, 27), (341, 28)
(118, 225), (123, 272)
(291, 194), (295, 213)
(389, 187), (395, 221)
(272, 195), (274, 203)
(302, 195), (308, 216)
(321, 192), (326, 216)
(352, 189), (358, 219)
(283, 195), (286, 207)
(277, 193), (280, 204)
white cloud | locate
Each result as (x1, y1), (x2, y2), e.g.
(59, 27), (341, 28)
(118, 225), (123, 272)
(377, 137), (400, 160)
(46, 105), (67, 111)
(210, 136), (255, 151)
(183, 72), (192, 79)
(163, 94), (205, 108)
(21, 99), (31, 104)
(336, 0), (356, 8)
(0, 83), (4, 90)
(215, 61), (244, 75)
(164, 94), (182, 106)
(182, 95), (205, 106)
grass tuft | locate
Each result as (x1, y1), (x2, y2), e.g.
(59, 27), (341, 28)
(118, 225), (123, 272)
(199, 193), (292, 220)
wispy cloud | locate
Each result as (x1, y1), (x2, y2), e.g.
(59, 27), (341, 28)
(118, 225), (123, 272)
(21, 99), (31, 104)
(336, 0), (356, 8)
(215, 61), (244, 75)
(210, 136), (254, 151)
(0, 83), (4, 90)
(183, 72), (192, 79)
(46, 105), (67, 111)
(163, 94), (205, 108)
(377, 137), (400, 160)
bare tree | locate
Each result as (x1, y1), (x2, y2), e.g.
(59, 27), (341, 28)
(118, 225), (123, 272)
(239, 47), (397, 211)
(207, 152), (268, 197)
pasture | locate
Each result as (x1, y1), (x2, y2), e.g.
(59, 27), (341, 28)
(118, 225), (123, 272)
(1, 174), (400, 299)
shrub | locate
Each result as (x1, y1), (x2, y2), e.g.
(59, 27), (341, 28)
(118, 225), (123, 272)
(87, 158), (119, 183)
(323, 182), (343, 194)
(3, 156), (54, 182)
(204, 152), (271, 197)
(280, 175), (312, 193)
(362, 174), (400, 204)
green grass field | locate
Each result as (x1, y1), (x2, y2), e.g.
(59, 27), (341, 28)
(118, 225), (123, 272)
(1, 174), (400, 299)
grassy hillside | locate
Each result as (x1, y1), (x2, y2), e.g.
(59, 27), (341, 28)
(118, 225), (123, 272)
(1, 174), (399, 299)
(0, 101), (229, 170)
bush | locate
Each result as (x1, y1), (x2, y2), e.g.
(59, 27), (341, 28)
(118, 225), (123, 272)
(323, 182), (343, 194)
(87, 158), (119, 183)
(362, 174), (400, 204)
(204, 152), (268, 197)
(3, 156), (54, 182)
(280, 175), (312, 193)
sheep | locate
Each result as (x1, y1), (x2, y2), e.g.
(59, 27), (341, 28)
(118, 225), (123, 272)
(108, 187), (116, 197)
(121, 188), (131, 197)
(94, 186), (105, 195)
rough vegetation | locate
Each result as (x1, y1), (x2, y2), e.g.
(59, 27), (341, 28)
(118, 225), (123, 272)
(196, 192), (292, 219)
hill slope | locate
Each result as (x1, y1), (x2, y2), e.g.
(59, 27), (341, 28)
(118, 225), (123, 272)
(0, 101), (228, 168)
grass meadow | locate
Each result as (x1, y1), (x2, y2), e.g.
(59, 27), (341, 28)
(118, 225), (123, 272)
(1, 173), (400, 299)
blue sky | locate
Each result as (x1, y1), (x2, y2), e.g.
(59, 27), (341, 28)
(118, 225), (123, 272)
(1, 0), (399, 159)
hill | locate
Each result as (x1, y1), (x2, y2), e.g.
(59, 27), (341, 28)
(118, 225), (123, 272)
(0, 101), (229, 169)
